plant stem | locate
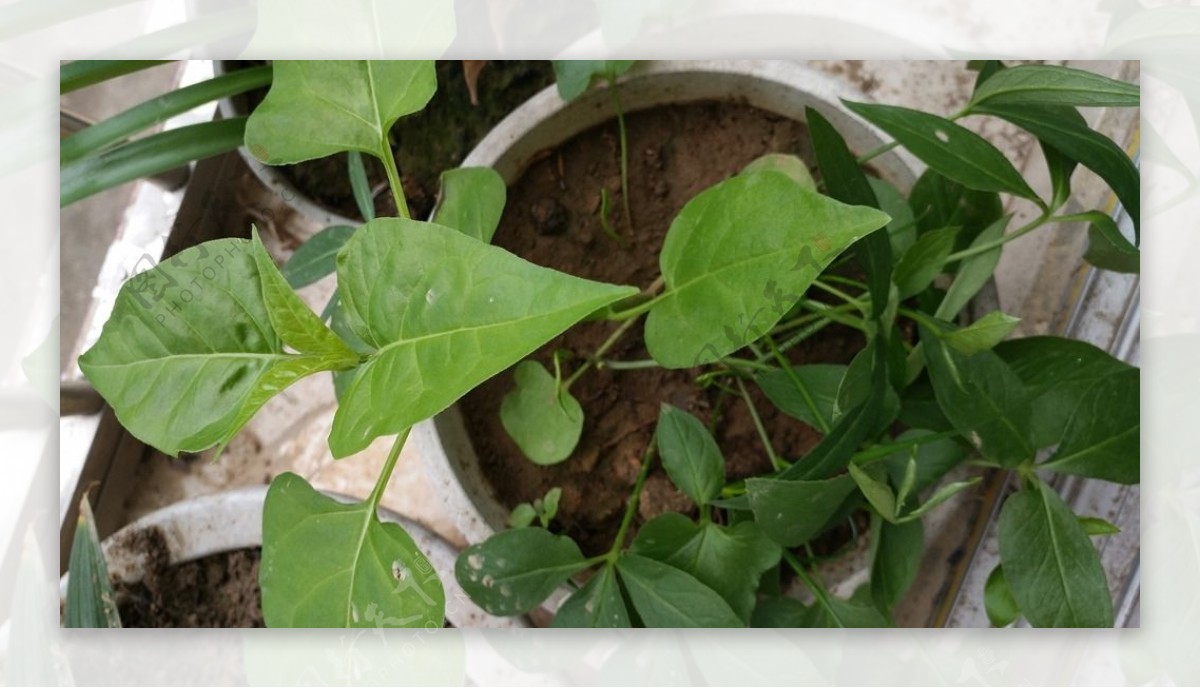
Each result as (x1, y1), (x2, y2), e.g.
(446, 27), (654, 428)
(608, 437), (658, 560)
(764, 334), (831, 434)
(812, 279), (866, 311)
(369, 428), (411, 510)
(608, 74), (633, 234)
(379, 138), (410, 219)
(566, 277), (665, 388)
(897, 306), (944, 332)
(735, 377), (787, 471)
(782, 550), (844, 628)
(944, 213), (1050, 263)
(757, 318), (836, 363)
(802, 300), (869, 332)
(850, 429), (960, 466)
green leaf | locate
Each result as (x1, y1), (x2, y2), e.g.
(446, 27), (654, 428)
(347, 151), (375, 221)
(330, 218), (636, 457)
(431, 167), (507, 243)
(656, 404), (726, 505)
(869, 513), (923, 613)
(1066, 210), (1139, 273)
(806, 593), (893, 628)
(1043, 138), (1079, 210)
(895, 478), (980, 523)
(61, 64), (273, 165)
(755, 364), (845, 431)
(65, 496), (122, 628)
(867, 177), (916, 256)
(645, 172), (889, 368)
(742, 153), (816, 190)
(968, 64), (1139, 109)
(968, 60), (1006, 90)
(882, 429), (966, 494)
(78, 236), (358, 457)
(244, 60), (436, 165)
(631, 514), (780, 621)
(60, 59), (171, 94)
(920, 323), (1034, 467)
(746, 474), (858, 547)
(998, 484), (1114, 627)
(807, 107), (892, 320)
(507, 503), (537, 529)
(1041, 368), (1140, 484)
(541, 487), (562, 525)
(995, 336), (1134, 448)
(834, 342), (901, 429)
(261, 472), (444, 628)
(456, 528), (589, 616)
(552, 60), (635, 101)
(751, 597), (811, 627)
(282, 225), (358, 289)
(501, 360), (584, 465)
(1078, 516), (1122, 536)
(616, 554), (743, 627)
(908, 170), (1004, 247)
(843, 101), (1039, 201)
(552, 564), (631, 628)
(848, 463), (897, 520)
(973, 102), (1139, 237)
(893, 226), (959, 298)
(935, 215), (1009, 321)
(61, 118), (246, 206)
(942, 311), (1020, 355)
(984, 565), (1021, 627)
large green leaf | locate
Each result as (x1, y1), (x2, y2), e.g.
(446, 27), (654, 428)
(631, 514), (780, 622)
(1041, 368), (1140, 484)
(968, 65), (1139, 109)
(994, 336), (1135, 448)
(244, 60), (436, 164)
(645, 171), (889, 368)
(616, 554), (743, 627)
(79, 235), (358, 457)
(973, 102), (1139, 237)
(65, 496), (122, 628)
(500, 360), (584, 466)
(552, 60), (635, 101)
(755, 364), (846, 431)
(746, 474), (858, 547)
(656, 404), (725, 506)
(743, 153), (816, 190)
(456, 528), (589, 617)
(998, 484), (1114, 628)
(552, 564), (631, 628)
(431, 167), (507, 243)
(329, 218), (636, 457)
(920, 323), (1033, 467)
(843, 101), (1039, 201)
(757, 591), (891, 628)
(282, 225), (357, 289)
(261, 473), (445, 628)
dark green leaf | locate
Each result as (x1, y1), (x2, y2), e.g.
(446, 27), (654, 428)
(552, 564), (630, 628)
(882, 429), (966, 494)
(969, 60), (1005, 90)
(755, 364), (846, 431)
(751, 597), (811, 627)
(1044, 140), (1079, 210)
(501, 360), (584, 466)
(65, 496), (121, 628)
(656, 405), (725, 506)
(631, 514), (780, 622)
(843, 101), (1039, 201)
(330, 218), (636, 457)
(456, 528), (589, 616)
(942, 311), (1020, 355)
(1068, 210), (1139, 273)
(921, 323), (1034, 467)
(869, 513), (923, 613)
(998, 484), (1114, 627)
(898, 376), (954, 432)
(431, 167), (507, 243)
(973, 102), (1139, 238)
(1041, 368), (1140, 484)
(262, 473), (444, 628)
(807, 107), (893, 319)
(552, 60), (635, 101)
(244, 60), (436, 164)
(746, 474), (858, 547)
(935, 215), (1009, 321)
(984, 565), (1021, 627)
(742, 153), (815, 189)
(1078, 516), (1122, 536)
(282, 225), (357, 289)
(969, 64), (1139, 109)
(646, 171), (889, 368)
(347, 151), (375, 221)
(60, 60), (171, 94)
(616, 553), (743, 627)
(834, 342), (900, 431)
(868, 177), (916, 256)
(806, 593), (893, 628)
(893, 226), (959, 298)
(61, 118), (246, 206)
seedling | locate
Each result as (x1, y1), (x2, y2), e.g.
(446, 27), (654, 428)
(508, 487), (563, 529)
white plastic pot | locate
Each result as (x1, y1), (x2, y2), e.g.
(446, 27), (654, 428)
(62, 487), (525, 628)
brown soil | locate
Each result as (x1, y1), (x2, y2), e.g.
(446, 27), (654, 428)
(459, 100), (868, 555)
(114, 528), (263, 628)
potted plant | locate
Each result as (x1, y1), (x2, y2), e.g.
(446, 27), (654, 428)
(76, 59), (1139, 628)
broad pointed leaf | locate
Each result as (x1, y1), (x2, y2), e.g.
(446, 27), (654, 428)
(501, 360), (584, 465)
(969, 64), (1139, 109)
(656, 404), (725, 506)
(261, 473), (445, 628)
(244, 60), (436, 164)
(742, 153), (816, 190)
(456, 527), (589, 617)
(1041, 367), (1140, 484)
(984, 565), (1021, 627)
(746, 474), (858, 547)
(755, 364), (846, 431)
(645, 172), (889, 368)
(616, 554), (743, 627)
(330, 218), (636, 457)
(431, 167), (507, 243)
(552, 564), (631, 628)
(998, 484), (1114, 627)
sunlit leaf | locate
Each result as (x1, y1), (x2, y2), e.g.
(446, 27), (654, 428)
(432, 167), (507, 243)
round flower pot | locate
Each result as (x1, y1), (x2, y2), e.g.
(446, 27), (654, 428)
(62, 487), (526, 628)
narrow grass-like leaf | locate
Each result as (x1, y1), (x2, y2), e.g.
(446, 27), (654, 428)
(969, 64), (1139, 109)
(282, 225), (357, 288)
(347, 151), (375, 221)
(65, 496), (122, 628)
(60, 60), (170, 93)
(935, 215), (1009, 320)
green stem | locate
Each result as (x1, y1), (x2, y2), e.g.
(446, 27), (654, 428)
(608, 437), (658, 560)
(764, 334), (831, 434)
(735, 378), (787, 471)
(603, 275), (666, 321)
(812, 280), (866, 310)
(897, 306), (944, 332)
(802, 300), (869, 332)
(566, 277), (665, 388)
(379, 139), (410, 219)
(598, 358), (660, 371)
(782, 550), (843, 628)
(757, 318), (836, 363)
(944, 213), (1049, 263)
(369, 428), (411, 510)
(608, 75), (633, 233)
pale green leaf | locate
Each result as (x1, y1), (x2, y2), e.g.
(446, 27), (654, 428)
(1078, 516), (1122, 536)
(942, 311), (1020, 355)
(432, 167), (507, 243)
(501, 360), (584, 465)
(848, 463), (897, 521)
(742, 153), (816, 190)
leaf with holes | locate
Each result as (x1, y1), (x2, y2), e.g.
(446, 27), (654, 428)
(456, 528), (589, 617)
(501, 360), (584, 466)
(552, 563), (631, 628)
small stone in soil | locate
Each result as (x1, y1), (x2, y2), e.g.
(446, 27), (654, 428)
(531, 198), (568, 235)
